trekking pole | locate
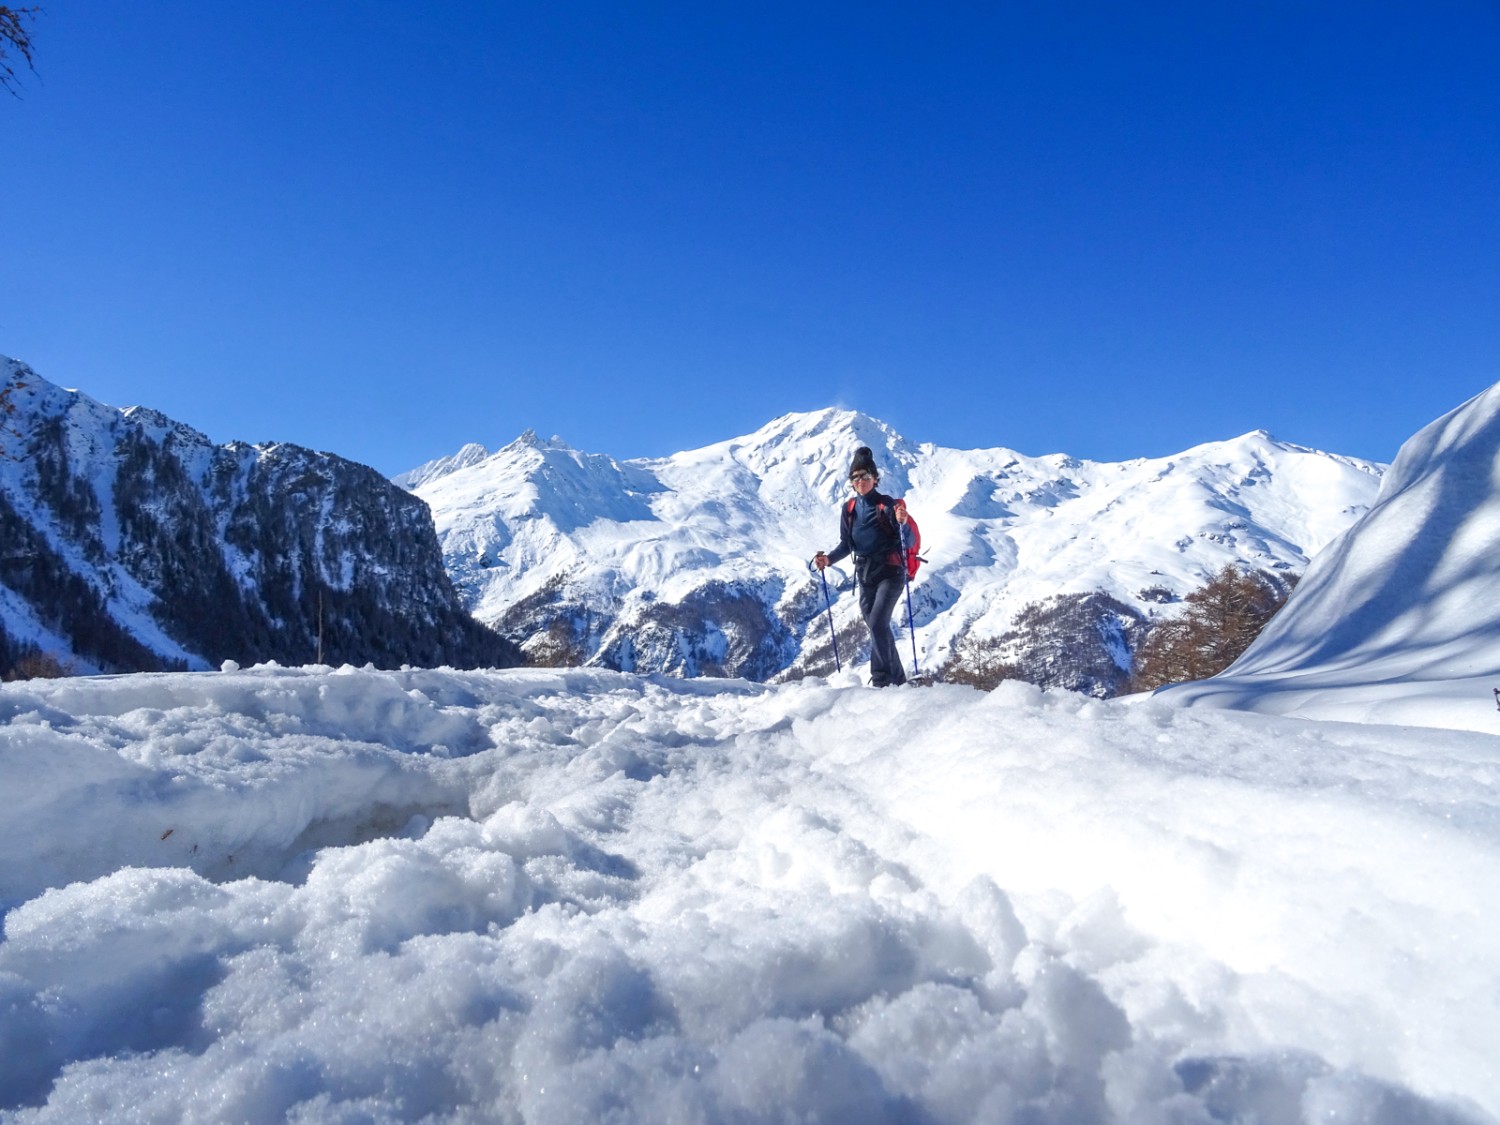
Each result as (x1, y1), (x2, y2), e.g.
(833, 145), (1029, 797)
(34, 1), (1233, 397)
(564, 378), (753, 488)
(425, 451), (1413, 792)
(898, 508), (920, 677)
(902, 564), (919, 678)
(819, 565), (842, 672)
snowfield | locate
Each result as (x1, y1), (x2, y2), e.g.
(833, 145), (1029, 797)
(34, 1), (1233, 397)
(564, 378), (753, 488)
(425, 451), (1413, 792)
(2, 663), (1496, 1123)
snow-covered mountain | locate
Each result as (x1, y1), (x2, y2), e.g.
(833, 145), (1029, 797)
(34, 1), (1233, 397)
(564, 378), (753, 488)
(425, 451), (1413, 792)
(1160, 377), (1500, 731)
(405, 410), (1384, 690)
(0, 357), (519, 673)
(11, 376), (1500, 1122)
(391, 441), (492, 491)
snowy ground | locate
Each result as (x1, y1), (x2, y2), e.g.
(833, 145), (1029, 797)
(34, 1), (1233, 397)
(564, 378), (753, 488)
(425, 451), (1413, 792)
(2, 664), (1498, 1123)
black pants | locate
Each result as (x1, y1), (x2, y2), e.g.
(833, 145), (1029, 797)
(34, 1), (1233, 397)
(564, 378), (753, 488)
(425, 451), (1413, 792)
(857, 563), (907, 687)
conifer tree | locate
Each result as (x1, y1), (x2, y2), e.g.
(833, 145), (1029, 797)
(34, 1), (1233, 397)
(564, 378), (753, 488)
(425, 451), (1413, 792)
(0, 9), (35, 419)
(1129, 566), (1296, 692)
(0, 5), (38, 94)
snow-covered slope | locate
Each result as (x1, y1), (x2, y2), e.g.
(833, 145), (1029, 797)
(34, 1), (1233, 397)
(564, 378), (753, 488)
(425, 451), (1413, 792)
(392, 441), (492, 491)
(2, 664), (1495, 1121)
(0, 357), (517, 673)
(408, 410), (1384, 686)
(1160, 379), (1500, 731)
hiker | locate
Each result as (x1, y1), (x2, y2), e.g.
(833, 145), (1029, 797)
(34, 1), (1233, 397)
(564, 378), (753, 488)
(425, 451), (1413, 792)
(813, 446), (917, 687)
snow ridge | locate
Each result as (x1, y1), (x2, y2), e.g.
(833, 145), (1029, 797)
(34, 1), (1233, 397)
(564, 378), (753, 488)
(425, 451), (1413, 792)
(411, 408), (1384, 681)
(1161, 378), (1500, 729)
(392, 441), (493, 491)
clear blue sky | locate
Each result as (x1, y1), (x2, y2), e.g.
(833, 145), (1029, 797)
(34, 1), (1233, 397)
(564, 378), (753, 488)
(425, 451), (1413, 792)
(5, 2), (1498, 475)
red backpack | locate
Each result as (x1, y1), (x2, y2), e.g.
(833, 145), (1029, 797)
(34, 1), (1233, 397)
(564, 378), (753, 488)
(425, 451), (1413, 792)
(843, 498), (924, 580)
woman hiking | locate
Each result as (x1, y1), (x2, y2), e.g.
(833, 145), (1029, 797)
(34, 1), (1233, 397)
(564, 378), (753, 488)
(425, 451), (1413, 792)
(813, 446), (916, 687)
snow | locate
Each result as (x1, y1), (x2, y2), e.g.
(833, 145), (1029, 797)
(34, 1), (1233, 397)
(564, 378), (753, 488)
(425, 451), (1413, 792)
(3, 351), (1384, 681)
(410, 408), (1383, 675)
(1160, 381), (1500, 733)
(3, 362), (1495, 1118)
(393, 441), (493, 492)
(3, 664), (1496, 1122)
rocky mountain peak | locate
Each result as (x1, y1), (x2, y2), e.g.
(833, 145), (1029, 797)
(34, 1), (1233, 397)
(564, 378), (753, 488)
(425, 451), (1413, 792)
(0, 357), (520, 676)
(406, 407), (1387, 689)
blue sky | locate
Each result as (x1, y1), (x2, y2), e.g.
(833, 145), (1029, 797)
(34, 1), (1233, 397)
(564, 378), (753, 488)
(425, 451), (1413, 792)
(4, 2), (1498, 475)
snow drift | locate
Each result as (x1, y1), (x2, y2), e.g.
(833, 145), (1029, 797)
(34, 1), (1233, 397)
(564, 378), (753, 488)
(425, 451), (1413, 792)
(1161, 379), (1500, 731)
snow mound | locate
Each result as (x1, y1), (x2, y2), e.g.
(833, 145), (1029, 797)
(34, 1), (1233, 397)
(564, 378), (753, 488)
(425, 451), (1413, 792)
(2, 665), (1496, 1121)
(1161, 379), (1500, 731)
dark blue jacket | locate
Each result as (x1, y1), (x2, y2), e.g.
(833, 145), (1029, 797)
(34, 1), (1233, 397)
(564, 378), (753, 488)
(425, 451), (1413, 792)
(825, 489), (915, 579)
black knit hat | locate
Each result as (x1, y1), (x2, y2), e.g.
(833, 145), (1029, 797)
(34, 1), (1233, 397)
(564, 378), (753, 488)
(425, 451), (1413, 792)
(849, 446), (878, 480)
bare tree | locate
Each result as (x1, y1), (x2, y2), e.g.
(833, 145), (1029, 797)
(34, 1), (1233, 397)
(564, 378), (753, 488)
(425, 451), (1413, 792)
(1, 5), (40, 95)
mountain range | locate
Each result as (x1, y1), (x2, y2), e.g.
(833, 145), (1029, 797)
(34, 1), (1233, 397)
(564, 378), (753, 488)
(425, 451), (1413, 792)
(2, 354), (1391, 688)
(0, 357), (519, 675)
(400, 408), (1385, 693)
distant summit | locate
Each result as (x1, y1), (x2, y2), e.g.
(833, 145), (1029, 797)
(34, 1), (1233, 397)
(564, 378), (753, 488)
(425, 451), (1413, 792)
(405, 407), (1384, 689)
(392, 442), (492, 491)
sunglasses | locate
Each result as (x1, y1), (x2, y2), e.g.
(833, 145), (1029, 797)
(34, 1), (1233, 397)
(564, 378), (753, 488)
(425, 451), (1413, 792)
(849, 471), (874, 484)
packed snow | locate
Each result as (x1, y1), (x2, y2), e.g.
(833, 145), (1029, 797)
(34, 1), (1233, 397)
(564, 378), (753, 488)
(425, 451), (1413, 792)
(2, 663), (1496, 1122)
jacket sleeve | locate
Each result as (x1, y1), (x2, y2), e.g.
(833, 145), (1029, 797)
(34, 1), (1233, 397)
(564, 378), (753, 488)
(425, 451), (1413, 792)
(825, 506), (853, 565)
